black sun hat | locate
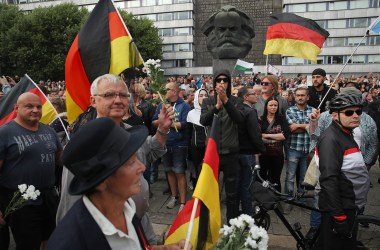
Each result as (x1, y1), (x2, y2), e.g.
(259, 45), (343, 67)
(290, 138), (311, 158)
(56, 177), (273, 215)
(63, 117), (148, 195)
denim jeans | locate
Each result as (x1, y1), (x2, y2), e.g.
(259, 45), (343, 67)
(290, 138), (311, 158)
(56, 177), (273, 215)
(162, 146), (188, 174)
(285, 149), (308, 195)
(310, 196), (321, 228)
(238, 154), (255, 216)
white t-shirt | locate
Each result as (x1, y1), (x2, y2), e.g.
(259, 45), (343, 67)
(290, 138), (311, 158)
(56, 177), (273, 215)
(83, 196), (142, 250)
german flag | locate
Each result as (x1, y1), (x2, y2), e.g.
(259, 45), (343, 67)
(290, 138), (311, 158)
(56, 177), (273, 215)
(65, 0), (144, 124)
(0, 75), (56, 126)
(165, 115), (220, 249)
(263, 13), (329, 62)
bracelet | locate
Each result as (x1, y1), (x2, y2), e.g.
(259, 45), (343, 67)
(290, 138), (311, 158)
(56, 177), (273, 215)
(157, 127), (170, 136)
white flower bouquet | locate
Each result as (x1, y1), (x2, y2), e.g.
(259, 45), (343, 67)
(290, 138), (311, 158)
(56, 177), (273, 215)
(1, 184), (41, 224)
(212, 214), (269, 250)
(143, 59), (178, 131)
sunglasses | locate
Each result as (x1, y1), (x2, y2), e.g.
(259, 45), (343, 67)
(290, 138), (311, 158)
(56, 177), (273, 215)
(261, 81), (271, 86)
(341, 109), (362, 116)
(215, 78), (229, 83)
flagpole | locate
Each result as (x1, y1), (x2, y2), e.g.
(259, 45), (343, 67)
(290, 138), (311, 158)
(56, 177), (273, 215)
(265, 55), (269, 75)
(184, 198), (199, 250)
(110, 0), (144, 63)
(317, 34), (367, 110)
(25, 74), (70, 141)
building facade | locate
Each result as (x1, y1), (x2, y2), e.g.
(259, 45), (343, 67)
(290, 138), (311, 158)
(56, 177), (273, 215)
(5, 0), (380, 77)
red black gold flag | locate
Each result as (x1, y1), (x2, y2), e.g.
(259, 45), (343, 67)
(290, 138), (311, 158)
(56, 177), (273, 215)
(65, 0), (144, 124)
(165, 115), (221, 249)
(0, 76), (56, 126)
(263, 13), (329, 62)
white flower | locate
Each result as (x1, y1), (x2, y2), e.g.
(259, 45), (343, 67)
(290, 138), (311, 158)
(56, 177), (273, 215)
(26, 185), (35, 193)
(18, 184), (27, 193)
(22, 193), (29, 200)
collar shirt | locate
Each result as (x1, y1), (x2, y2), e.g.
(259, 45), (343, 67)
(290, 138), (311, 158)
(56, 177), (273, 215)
(286, 104), (314, 153)
(83, 196), (142, 250)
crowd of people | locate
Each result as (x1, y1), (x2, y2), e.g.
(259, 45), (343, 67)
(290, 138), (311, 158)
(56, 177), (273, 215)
(0, 68), (379, 250)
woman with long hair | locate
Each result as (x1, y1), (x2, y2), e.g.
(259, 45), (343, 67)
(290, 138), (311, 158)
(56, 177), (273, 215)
(259, 97), (290, 192)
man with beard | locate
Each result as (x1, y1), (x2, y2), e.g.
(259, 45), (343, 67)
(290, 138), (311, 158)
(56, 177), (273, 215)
(308, 68), (337, 113)
(202, 5), (255, 59)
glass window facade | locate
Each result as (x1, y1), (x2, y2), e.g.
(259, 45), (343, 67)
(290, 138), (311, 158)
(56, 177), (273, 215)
(328, 19), (346, 28)
(329, 1), (348, 10)
(308, 2), (326, 11)
(368, 55), (380, 63)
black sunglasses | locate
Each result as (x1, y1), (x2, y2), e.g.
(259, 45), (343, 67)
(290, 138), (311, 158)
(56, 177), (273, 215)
(215, 77), (229, 83)
(341, 109), (362, 116)
(261, 81), (271, 86)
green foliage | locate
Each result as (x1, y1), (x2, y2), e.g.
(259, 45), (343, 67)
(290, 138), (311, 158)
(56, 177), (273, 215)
(0, 4), (163, 81)
(119, 10), (163, 61)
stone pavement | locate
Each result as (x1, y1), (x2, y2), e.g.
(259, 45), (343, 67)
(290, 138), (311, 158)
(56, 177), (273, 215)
(149, 164), (380, 249)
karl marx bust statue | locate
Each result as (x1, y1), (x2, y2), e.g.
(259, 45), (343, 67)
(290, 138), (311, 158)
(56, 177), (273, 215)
(202, 5), (255, 59)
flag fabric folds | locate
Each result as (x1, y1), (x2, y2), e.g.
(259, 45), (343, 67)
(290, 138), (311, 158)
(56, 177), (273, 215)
(65, 0), (144, 124)
(367, 16), (380, 35)
(267, 64), (282, 76)
(263, 13), (329, 62)
(165, 115), (221, 249)
(0, 75), (56, 126)
(234, 59), (254, 72)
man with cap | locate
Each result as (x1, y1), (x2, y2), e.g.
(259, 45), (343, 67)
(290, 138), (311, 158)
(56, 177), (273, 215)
(305, 87), (377, 243)
(46, 118), (190, 250)
(56, 74), (174, 245)
(308, 68), (337, 113)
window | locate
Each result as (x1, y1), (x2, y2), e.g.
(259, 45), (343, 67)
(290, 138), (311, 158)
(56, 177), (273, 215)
(162, 45), (173, 52)
(174, 11), (191, 20)
(158, 13), (172, 21)
(174, 27), (191, 36)
(142, 0), (156, 6)
(329, 1), (348, 10)
(287, 4), (306, 12)
(173, 0), (191, 3)
(328, 19), (346, 29)
(175, 59), (191, 67)
(368, 55), (380, 63)
(286, 57), (305, 65)
(347, 37), (366, 46)
(141, 14), (157, 21)
(371, 0), (380, 7)
(326, 37), (345, 46)
(316, 20), (327, 29)
(161, 60), (173, 68)
(160, 28), (172, 36)
(127, 0), (140, 7)
(349, 18), (368, 28)
(347, 55), (365, 64)
(308, 2), (326, 11)
(174, 43), (191, 51)
(350, 0), (369, 9)
(158, 0), (172, 4)
(328, 55), (344, 64)
(316, 56), (324, 64)
(368, 36), (380, 45)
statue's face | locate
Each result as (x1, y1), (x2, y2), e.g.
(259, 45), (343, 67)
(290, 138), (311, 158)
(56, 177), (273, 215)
(207, 12), (252, 59)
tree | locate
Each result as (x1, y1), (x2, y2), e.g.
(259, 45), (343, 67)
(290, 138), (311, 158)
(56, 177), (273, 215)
(1, 4), (88, 81)
(0, 3), (23, 76)
(119, 10), (163, 61)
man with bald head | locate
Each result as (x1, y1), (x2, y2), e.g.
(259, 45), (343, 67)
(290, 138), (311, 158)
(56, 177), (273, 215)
(153, 81), (191, 213)
(0, 93), (63, 250)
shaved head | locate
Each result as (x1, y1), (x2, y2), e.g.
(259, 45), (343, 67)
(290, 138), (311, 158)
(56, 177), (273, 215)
(165, 82), (180, 102)
(17, 92), (41, 105)
(15, 92), (42, 129)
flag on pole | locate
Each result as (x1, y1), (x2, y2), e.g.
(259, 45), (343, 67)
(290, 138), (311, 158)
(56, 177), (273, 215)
(165, 115), (221, 249)
(263, 13), (329, 62)
(367, 16), (380, 35)
(65, 0), (144, 124)
(267, 64), (282, 76)
(234, 59), (254, 71)
(0, 75), (56, 126)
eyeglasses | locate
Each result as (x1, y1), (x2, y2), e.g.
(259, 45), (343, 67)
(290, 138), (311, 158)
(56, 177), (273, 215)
(341, 109), (362, 116)
(94, 92), (130, 100)
(261, 81), (271, 86)
(165, 88), (176, 92)
(246, 93), (257, 96)
(215, 78), (229, 83)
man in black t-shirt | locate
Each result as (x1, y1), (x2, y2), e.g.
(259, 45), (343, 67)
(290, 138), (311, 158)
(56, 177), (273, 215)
(308, 68), (337, 113)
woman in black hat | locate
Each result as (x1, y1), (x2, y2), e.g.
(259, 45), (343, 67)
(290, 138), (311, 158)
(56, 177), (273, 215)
(47, 118), (189, 250)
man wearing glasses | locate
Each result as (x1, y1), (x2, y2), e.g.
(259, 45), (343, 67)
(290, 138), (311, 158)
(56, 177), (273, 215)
(314, 93), (370, 249)
(200, 69), (245, 221)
